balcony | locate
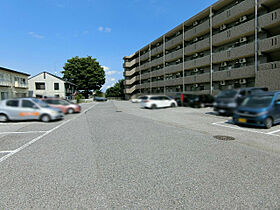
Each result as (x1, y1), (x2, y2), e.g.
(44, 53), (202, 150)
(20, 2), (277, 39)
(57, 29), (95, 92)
(151, 69), (164, 78)
(212, 65), (255, 81)
(123, 59), (138, 68)
(141, 72), (150, 80)
(140, 83), (150, 89)
(184, 73), (210, 84)
(259, 8), (280, 29)
(164, 77), (183, 86)
(0, 80), (11, 87)
(139, 62), (150, 71)
(212, 42), (255, 63)
(151, 45), (164, 56)
(140, 52), (150, 62)
(125, 85), (136, 94)
(165, 34), (183, 50)
(212, 19), (255, 46)
(150, 57), (164, 67)
(14, 82), (28, 88)
(184, 55), (210, 70)
(165, 49), (183, 62)
(184, 38), (210, 56)
(184, 20), (210, 41)
(212, 0), (255, 28)
(259, 35), (280, 53)
(165, 63), (183, 75)
(151, 80), (165, 88)
(124, 67), (137, 77)
(258, 61), (280, 71)
(125, 76), (137, 85)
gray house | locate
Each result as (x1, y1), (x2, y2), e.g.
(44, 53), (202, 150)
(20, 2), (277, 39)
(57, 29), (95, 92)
(28, 72), (77, 99)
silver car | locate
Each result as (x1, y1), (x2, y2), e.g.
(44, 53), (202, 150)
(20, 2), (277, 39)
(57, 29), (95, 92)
(0, 98), (64, 122)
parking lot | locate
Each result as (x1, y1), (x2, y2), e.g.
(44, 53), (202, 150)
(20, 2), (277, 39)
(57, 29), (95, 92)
(114, 101), (280, 154)
(0, 102), (96, 162)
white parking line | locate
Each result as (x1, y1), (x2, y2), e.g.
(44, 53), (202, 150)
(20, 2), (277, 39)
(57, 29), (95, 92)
(212, 121), (280, 137)
(267, 129), (280, 135)
(0, 151), (13, 154)
(0, 131), (46, 135)
(0, 103), (97, 164)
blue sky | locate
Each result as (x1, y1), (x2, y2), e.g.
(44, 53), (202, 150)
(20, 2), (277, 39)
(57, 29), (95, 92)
(1, 0), (216, 91)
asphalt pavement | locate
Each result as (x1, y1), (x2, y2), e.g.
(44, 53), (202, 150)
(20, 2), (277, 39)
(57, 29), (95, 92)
(0, 101), (279, 209)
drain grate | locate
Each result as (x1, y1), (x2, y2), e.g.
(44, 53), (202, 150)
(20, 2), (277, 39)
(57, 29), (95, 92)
(116, 110), (122, 112)
(213, 135), (235, 141)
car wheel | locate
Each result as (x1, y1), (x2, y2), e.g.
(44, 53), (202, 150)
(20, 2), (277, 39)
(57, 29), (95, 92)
(68, 108), (74, 114)
(151, 104), (157, 109)
(171, 103), (176, 108)
(0, 114), (8, 122)
(41, 114), (51, 122)
(264, 117), (273, 129)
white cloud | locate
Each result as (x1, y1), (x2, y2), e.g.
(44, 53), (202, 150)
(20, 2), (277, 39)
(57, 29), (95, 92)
(98, 26), (112, 33)
(28, 32), (44, 39)
(107, 70), (117, 76)
(102, 66), (110, 71)
(110, 78), (116, 82)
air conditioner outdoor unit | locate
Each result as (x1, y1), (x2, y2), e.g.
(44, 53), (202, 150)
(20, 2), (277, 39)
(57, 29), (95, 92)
(240, 37), (247, 43)
(165, 63), (169, 66)
(157, 65), (160, 69)
(220, 81), (226, 85)
(220, 24), (227, 31)
(176, 45), (181, 49)
(194, 84), (199, 88)
(240, 16), (247, 22)
(193, 21), (198, 26)
(239, 58), (246, 63)
(176, 59), (181, 63)
(165, 50), (169, 54)
(176, 31), (181, 36)
(221, 62), (227, 67)
(194, 53), (199, 57)
(156, 43), (160, 46)
(157, 54), (160, 58)
(194, 68), (199, 72)
(193, 37), (198, 42)
(239, 79), (246, 84)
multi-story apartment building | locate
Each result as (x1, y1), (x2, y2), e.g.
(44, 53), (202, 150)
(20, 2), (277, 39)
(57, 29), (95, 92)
(0, 67), (30, 100)
(123, 0), (280, 99)
(28, 72), (77, 99)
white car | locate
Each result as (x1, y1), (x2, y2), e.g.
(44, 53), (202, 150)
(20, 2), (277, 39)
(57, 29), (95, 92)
(141, 95), (177, 109)
(131, 96), (148, 103)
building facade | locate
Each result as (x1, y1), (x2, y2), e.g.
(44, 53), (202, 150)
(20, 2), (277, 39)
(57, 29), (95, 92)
(28, 72), (77, 99)
(123, 0), (280, 99)
(0, 67), (30, 100)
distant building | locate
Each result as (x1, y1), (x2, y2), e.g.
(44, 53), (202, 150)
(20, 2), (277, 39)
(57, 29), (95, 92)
(0, 66), (30, 100)
(123, 0), (280, 99)
(28, 72), (77, 99)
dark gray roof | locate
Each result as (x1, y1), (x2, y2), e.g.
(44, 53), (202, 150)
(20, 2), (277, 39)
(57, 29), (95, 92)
(0, 66), (30, 76)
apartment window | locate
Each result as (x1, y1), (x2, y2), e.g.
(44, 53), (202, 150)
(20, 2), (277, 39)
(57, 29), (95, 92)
(35, 82), (45, 90)
(54, 83), (59, 90)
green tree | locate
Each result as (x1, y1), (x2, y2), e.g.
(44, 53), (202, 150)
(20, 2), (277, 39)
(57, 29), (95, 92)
(62, 56), (105, 98)
(105, 79), (125, 99)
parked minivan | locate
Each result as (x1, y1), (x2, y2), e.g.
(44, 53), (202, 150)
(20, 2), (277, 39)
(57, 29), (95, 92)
(213, 87), (268, 115)
(141, 95), (177, 109)
(0, 98), (64, 122)
(233, 91), (280, 129)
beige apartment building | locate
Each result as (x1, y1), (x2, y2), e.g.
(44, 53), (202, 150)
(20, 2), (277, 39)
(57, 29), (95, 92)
(28, 72), (77, 99)
(0, 67), (30, 100)
(123, 0), (280, 99)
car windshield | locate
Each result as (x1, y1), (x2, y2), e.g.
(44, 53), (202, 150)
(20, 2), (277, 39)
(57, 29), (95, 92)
(216, 90), (237, 98)
(32, 98), (49, 108)
(60, 100), (70, 105)
(241, 95), (273, 108)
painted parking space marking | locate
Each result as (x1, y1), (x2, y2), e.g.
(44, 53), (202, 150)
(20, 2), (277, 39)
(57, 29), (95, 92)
(0, 131), (47, 135)
(212, 121), (280, 137)
(0, 151), (13, 154)
(0, 103), (97, 164)
(267, 129), (280, 135)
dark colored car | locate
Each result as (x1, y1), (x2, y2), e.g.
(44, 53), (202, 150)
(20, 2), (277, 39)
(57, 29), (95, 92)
(175, 93), (193, 106)
(213, 87), (268, 115)
(233, 91), (280, 129)
(188, 94), (214, 108)
(94, 96), (107, 102)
